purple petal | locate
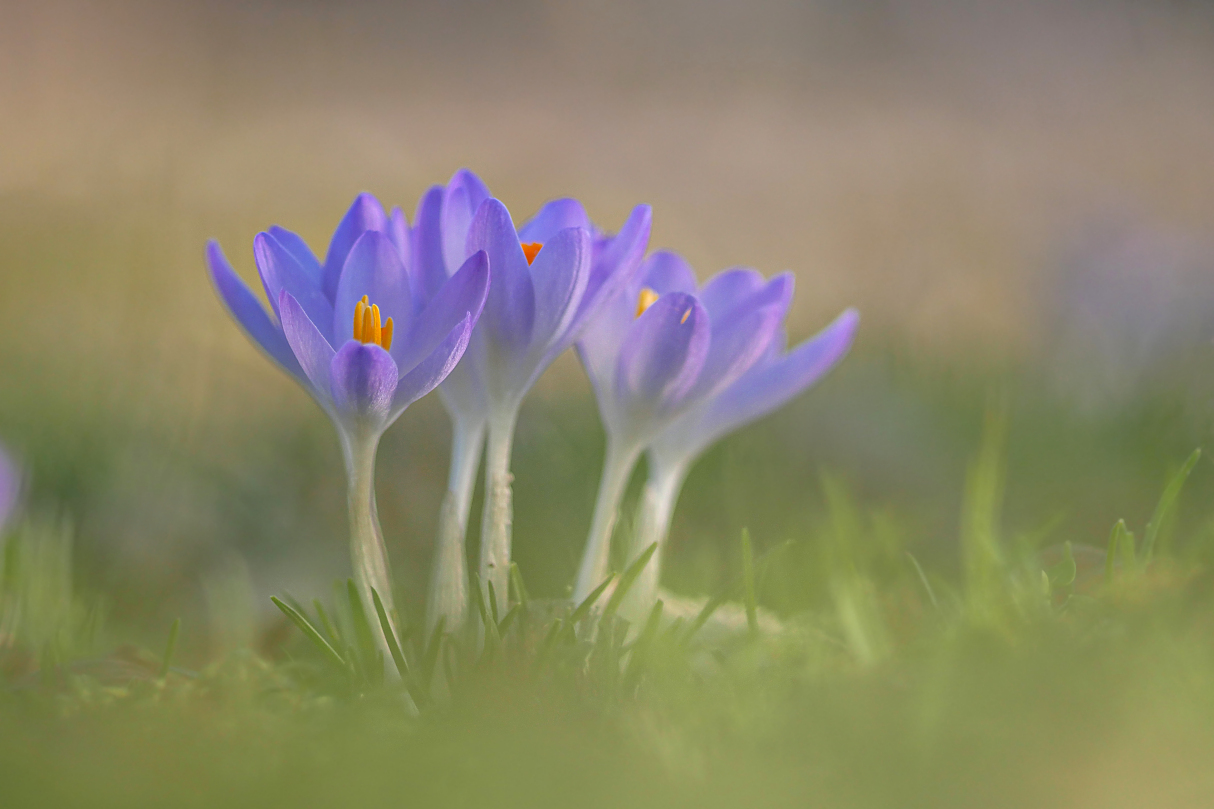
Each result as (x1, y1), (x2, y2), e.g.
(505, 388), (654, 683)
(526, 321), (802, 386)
(330, 341), (399, 425)
(467, 198), (535, 353)
(322, 193), (388, 302)
(279, 291), (337, 406)
(442, 169), (491, 274)
(392, 313), (474, 414)
(697, 268), (766, 320)
(687, 300), (785, 403)
(411, 185), (448, 305)
(565, 205), (653, 338)
(332, 231), (412, 346)
(681, 308), (859, 461)
(527, 226), (591, 350)
(207, 241), (306, 383)
(639, 250), (699, 295)
(388, 206), (411, 276)
(615, 293), (709, 415)
(397, 250), (490, 373)
(255, 231), (335, 343)
(267, 226), (324, 288)
(518, 198), (591, 244)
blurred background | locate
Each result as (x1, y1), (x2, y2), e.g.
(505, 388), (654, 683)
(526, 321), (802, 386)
(2, 0), (1214, 646)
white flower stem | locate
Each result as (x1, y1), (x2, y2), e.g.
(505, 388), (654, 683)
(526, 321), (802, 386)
(342, 431), (399, 667)
(426, 418), (485, 633)
(572, 438), (642, 604)
(618, 459), (688, 623)
(478, 409), (518, 618)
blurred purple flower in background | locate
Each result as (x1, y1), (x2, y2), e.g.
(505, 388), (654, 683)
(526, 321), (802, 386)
(207, 193), (489, 653)
(572, 251), (808, 602)
(0, 443), (21, 532)
(422, 169), (652, 620)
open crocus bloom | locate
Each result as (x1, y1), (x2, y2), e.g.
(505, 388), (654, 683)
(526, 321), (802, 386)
(207, 193), (489, 656)
(571, 251), (794, 601)
(619, 307), (860, 620)
(413, 169), (652, 621)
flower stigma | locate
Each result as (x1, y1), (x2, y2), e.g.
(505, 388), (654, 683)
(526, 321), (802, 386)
(635, 287), (660, 318)
(352, 295), (394, 351)
(521, 242), (543, 265)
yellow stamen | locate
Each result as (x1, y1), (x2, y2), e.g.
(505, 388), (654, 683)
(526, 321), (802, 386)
(351, 297), (393, 350)
(635, 287), (660, 318)
(680, 308), (691, 325)
(354, 299), (366, 338)
(521, 242), (543, 265)
(381, 317), (394, 351)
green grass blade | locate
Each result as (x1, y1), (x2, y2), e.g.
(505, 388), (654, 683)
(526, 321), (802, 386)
(906, 552), (939, 610)
(486, 579), (501, 625)
(569, 575), (616, 626)
(682, 588), (731, 646)
(1105, 520), (1126, 584)
(270, 596), (347, 669)
(421, 616), (446, 690)
(371, 587), (410, 679)
(313, 599), (342, 646)
(602, 543), (659, 619)
(741, 530), (758, 635)
(158, 617), (180, 680)
(1142, 449), (1200, 561)
(497, 604), (521, 636)
(509, 563), (530, 609)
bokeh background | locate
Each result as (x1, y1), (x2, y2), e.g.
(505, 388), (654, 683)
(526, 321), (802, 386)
(3, 0), (1214, 645)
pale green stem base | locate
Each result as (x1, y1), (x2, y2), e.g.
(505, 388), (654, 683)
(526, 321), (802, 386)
(617, 459), (688, 625)
(342, 431), (399, 671)
(478, 410), (518, 618)
(572, 439), (643, 604)
(426, 418), (485, 634)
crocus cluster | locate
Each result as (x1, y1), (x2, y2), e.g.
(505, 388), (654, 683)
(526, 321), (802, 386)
(208, 169), (856, 657)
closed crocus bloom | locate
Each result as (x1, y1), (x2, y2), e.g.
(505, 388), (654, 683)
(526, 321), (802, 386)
(417, 169), (652, 620)
(207, 193), (490, 656)
(620, 304), (859, 618)
(572, 251), (793, 602)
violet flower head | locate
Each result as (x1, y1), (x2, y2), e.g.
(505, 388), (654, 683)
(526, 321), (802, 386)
(414, 168), (653, 618)
(207, 192), (490, 658)
(572, 251), (794, 600)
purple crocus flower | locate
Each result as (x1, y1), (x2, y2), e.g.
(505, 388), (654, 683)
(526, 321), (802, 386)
(207, 193), (490, 652)
(619, 305), (859, 614)
(416, 169), (653, 620)
(571, 251), (798, 601)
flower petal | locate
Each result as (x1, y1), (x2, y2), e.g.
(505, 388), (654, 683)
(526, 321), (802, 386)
(639, 250), (699, 295)
(322, 192), (388, 302)
(411, 185), (448, 305)
(332, 231), (412, 346)
(255, 231), (335, 344)
(330, 341), (399, 426)
(388, 206), (411, 276)
(207, 240), (306, 383)
(441, 169), (491, 274)
(279, 290), (337, 407)
(397, 250), (490, 373)
(518, 198), (591, 243)
(564, 204), (653, 340)
(527, 226), (591, 352)
(656, 308), (859, 466)
(614, 293), (709, 419)
(392, 313), (475, 415)
(687, 300), (785, 403)
(697, 268), (766, 321)
(266, 226), (324, 288)
(467, 198), (535, 354)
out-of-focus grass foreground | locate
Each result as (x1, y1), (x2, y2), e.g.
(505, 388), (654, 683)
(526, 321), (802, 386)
(4, 1), (1214, 807)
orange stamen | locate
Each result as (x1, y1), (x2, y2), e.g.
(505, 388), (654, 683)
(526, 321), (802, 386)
(521, 242), (543, 265)
(351, 297), (393, 350)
